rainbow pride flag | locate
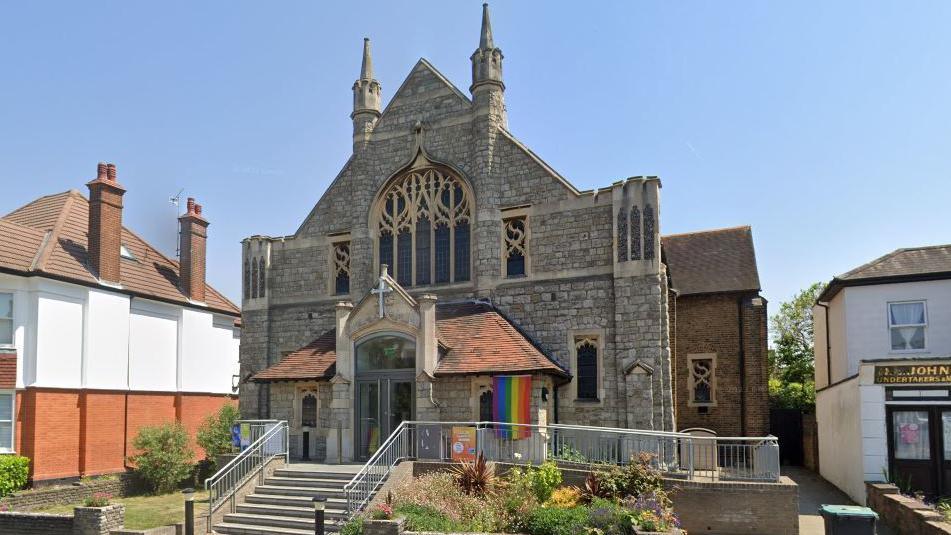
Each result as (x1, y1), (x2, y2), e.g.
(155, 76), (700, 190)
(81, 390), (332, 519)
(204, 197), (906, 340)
(492, 375), (532, 440)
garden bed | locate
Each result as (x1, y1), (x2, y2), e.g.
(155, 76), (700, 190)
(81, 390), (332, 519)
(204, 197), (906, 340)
(33, 490), (208, 530)
(343, 453), (682, 535)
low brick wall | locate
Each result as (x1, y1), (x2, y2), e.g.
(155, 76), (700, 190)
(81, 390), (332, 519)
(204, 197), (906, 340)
(0, 511), (73, 534)
(867, 482), (951, 534)
(2, 472), (145, 511)
(665, 478), (799, 535)
(802, 413), (819, 472)
(74, 504), (125, 535)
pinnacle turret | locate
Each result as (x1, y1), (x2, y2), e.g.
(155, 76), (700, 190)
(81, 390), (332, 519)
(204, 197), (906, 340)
(352, 37), (382, 152)
(470, 3), (504, 92)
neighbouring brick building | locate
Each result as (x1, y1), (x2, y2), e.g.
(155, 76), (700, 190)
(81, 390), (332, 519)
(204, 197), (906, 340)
(239, 5), (769, 462)
(0, 164), (240, 482)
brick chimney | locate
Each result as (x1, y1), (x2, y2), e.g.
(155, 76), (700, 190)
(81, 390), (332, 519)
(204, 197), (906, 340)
(86, 162), (126, 284)
(178, 197), (209, 302)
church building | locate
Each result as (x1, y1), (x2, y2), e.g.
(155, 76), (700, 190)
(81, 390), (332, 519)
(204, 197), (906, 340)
(240, 4), (769, 463)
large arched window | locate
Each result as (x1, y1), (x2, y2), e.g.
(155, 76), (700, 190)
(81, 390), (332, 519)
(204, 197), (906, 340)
(355, 334), (416, 373)
(376, 167), (472, 286)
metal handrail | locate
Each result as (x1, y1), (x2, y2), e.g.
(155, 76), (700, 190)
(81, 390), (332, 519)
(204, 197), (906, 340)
(343, 420), (781, 514)
(205, 420), (288, 522)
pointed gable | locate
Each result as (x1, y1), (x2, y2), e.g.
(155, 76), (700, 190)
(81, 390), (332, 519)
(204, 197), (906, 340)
(371, 59), (472, 136)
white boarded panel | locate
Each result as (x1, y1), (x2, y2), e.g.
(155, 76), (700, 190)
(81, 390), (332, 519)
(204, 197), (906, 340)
(85, 290), (130, 389)
(35, 295), (83, 388)
(130, 305), (178, 392)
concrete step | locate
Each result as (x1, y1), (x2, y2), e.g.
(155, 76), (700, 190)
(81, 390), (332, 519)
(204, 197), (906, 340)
(264, 475), (350, 488)
(245, 493), (348, 510)
(214, 521), (338, 534)
(273, 468), (359, 480)
(223, 512), (320, 531)
(236, 502), (349, 520)
(253, 484), (346, 498)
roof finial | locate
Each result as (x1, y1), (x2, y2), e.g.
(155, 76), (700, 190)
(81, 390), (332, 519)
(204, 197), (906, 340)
(360, 37), (373, 80)
(479, 3), (494, 50)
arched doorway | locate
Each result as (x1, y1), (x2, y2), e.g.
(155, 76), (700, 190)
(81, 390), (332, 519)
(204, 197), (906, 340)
(353, 333), (416, 460)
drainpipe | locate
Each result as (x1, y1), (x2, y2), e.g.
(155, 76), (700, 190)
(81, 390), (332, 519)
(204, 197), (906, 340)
(816, 302), (832, 387)
(737, 296), (747, 436)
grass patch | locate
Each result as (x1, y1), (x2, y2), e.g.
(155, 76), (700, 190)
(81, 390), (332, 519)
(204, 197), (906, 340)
(36, 490), (209, 530)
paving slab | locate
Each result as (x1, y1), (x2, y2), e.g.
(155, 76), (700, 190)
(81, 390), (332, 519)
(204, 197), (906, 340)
(783, 466), (896, 535)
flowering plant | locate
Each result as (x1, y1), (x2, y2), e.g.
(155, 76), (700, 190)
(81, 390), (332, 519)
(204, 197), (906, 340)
(83, 492), (112, 507)
(624, 490), (680, 531)
(370, 502), (393, 520)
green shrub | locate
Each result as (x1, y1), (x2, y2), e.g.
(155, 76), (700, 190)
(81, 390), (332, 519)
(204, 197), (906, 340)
(128, 422), (194, 494)
(339, 517), (363, 535)
(525, 505), (589, 535)
(395, 503), (459, 532)
(0, 456), (29, 497)
(196, 404), (240, 464)
(593, 452), (665, 501)
(509, 461), (563, 503)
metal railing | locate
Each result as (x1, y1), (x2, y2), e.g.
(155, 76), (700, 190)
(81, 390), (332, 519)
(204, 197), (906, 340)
(343, 421), (780, 513)
(205, 420), (288, 522)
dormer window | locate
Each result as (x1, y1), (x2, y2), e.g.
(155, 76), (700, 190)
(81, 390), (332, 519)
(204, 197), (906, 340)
(120, 244), (136, 261)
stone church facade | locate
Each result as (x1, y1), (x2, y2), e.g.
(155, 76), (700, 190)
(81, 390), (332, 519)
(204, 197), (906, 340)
(239, 5), (769, 462)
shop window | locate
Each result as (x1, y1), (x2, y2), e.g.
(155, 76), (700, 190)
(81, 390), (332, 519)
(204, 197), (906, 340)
(0, 293), (12, 346)
(0, 391), (13, 452)
(892, 410), (930, 460)
(575, 336), (599, 401)
(889, 301), (927, 351)
(504, 217), (527, 278)
(333, 242), (351, 295)
(301, 394), (318, 428)
(688, 354), (716, 406)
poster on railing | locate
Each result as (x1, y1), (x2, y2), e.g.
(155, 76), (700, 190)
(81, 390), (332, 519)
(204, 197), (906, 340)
(451, 426), (477, 462)
(492, 375), (532, 440)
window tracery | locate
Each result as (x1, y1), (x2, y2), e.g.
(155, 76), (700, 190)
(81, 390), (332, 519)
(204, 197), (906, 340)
(630, 206), (641, 261)
(376, 167), (472, 286)
(643, 204), (655, 260)
(250, 258), (259, 299)
(258, 257), (266, 297)
(689, 356), (715, 405)
(243, 259), (250, 299)
(333, 242), (351, 295)
(617, 207), (628, 262)
(575, 336), (599, 401)
(504, 217), (527, 278)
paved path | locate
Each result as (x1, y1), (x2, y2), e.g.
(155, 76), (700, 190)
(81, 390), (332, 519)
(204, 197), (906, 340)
(784, 466), (895, 535)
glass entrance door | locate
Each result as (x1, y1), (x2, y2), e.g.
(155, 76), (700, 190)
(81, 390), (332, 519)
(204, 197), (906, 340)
(355, 377), (415, 460)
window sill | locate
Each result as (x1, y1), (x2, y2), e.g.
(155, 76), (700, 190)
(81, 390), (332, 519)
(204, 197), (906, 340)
(574, 398), (601, 404)
(0, 346), (14, 354)
(888, 350), (930, 355)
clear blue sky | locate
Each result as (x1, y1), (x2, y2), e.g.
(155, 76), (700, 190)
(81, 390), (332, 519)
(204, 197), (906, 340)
(2, 1), (949, 310)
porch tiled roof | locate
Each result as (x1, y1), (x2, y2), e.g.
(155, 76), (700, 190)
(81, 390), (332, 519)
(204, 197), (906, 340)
(434, 302), (567, 377)
(251, 329), (337, 382)
(250, 301), (567, 383)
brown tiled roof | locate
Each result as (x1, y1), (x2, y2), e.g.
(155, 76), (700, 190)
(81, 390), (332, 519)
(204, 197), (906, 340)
(662, 226), (761, 296)
(434, 302), (567, 377)
(251, 301), (567, 382)
(1, 190), (239, 316)
(252, 330), (337, 382)
(818, 244), (951, 301)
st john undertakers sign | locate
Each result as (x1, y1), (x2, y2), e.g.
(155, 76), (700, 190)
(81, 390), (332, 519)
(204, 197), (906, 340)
(875, 364), (951, 384)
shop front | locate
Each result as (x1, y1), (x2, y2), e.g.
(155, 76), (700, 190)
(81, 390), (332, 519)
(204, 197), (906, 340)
(817, 358), (951, 503)
(880, 363), (951, 499)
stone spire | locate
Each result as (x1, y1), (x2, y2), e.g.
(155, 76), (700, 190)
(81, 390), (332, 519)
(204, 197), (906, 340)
(470, 3), (504, 92)
(352, 37), (382, 152)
